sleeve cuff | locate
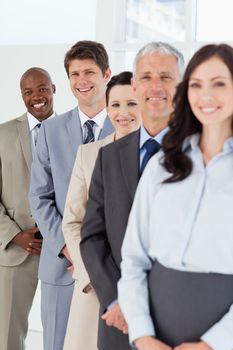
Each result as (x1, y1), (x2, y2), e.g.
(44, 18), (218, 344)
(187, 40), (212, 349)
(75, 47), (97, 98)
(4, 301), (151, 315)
(128, 314), (155, 344)
(0, 223), (21, 250)
(201, 322), (233, 350)
(108, 299), (118, 310)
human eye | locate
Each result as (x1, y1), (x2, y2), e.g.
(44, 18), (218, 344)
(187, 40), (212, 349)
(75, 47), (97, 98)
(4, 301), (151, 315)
(23, 90), (31, 96)
(213, 80), (226, 87)
(111, 102), (120, 108)
(140, 75), (150, 81)
(188, 82), (200, 88)
(86, 70), (95, 76)
(70, 72), (79, 77)
(128, 101), (138, 107)
(161, 74), (172, 81)
(39, 87), (47, 93)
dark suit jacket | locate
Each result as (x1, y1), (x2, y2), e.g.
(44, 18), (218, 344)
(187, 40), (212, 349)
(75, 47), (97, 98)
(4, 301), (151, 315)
(80, 129), (140, 350)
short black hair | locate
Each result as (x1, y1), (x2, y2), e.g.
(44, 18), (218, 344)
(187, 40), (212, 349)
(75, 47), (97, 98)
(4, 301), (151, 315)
(106, 71), (133, 105)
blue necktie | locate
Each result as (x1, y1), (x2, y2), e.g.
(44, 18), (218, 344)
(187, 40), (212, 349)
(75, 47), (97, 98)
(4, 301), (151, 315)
(84, 120), (95, 144)
(140, 139), (160, 174)
(34, 123), (41, 146)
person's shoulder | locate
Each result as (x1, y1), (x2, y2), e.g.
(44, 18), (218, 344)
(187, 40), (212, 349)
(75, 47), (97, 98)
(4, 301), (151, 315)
(103, 129), (139, 153)
(0, 113), (27, 134)
(43, 107), (78, 128)
(79, 133), (115, 154)
(145, 150), (170, 184)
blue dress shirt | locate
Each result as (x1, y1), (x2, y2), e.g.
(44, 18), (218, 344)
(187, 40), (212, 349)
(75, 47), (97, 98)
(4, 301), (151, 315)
(118, 133), (233, 350)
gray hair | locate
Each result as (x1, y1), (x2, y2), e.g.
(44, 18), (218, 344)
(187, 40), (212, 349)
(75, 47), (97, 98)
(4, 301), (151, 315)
(133, 41), (185, 77)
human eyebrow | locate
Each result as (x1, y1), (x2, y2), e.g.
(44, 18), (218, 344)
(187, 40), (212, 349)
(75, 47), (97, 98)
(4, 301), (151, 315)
(22, 88), (31, 94)
(84, 69), (96, 73)
(159, 71), (173, 78)
(211, 76), (229, 81)
(139, 72), (151, 79)
(159, 71), (172, 75)
(69, 71), (79, 76)
(189, 77), (201, 82)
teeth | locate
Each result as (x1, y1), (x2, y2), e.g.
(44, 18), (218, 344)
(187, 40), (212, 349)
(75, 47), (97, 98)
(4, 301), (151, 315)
(117, 119), (133, 125)
(78, 87), (92, 92)
(148, 97), (164, 101)
(33, 102), (45, 109)
(201, 107), (217, 113)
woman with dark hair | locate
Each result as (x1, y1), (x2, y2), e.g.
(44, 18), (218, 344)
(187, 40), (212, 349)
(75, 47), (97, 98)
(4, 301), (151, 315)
(62, 71), (141, 350)
(118, 44), (233, 350)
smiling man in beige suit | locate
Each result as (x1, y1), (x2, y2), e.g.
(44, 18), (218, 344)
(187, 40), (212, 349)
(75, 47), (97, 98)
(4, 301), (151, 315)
(0, 67), (56, 350)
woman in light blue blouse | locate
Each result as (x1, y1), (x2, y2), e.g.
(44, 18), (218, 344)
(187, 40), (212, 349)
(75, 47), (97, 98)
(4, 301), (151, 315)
(118, 43), (233, 350)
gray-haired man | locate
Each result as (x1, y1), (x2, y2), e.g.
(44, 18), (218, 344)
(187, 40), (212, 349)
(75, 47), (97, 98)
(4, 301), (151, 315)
(80, 42), (184, 350)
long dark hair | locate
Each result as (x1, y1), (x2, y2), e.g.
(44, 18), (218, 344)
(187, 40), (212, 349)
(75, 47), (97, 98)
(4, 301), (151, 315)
(162, 43), (233, 183)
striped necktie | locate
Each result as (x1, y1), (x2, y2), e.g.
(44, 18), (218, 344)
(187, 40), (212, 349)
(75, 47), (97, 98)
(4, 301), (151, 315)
(84, 120), (96, 144)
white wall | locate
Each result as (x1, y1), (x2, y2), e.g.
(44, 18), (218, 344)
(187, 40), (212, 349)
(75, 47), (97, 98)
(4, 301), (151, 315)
(0, 0), (100, 332)
(0, 44), (77, 121)
(0, 0), (98, 122)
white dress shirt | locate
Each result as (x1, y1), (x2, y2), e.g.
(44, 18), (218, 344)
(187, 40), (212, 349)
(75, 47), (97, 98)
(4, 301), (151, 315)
(79, 108), (107, 142)
(118, 132), (233, 350)
(27, 112), (55, 156)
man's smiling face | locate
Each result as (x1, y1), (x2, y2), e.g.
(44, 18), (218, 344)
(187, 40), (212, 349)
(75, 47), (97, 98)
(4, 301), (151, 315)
(68, 58), (110, 109)
(20, 69), (55, 122)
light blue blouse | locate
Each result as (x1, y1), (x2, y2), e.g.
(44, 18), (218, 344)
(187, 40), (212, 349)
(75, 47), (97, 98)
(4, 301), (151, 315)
(118, 133), (233, 350)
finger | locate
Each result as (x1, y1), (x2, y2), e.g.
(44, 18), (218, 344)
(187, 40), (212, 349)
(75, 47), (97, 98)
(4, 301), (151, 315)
(28, 227), (40, 234)
(105, 319), (113, 326)
(27, 249), (40, 256)
(31, 239), (43, 243)
(27, 247), (41, 254)
(29, 242), (42, 248)
(101, 311), (109, 320)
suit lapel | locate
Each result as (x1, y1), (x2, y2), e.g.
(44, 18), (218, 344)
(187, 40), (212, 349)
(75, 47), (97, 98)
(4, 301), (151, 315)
(16, 114), (32, 171)
(99, 116), (114, 140)
(65, 107), (83, 156)
(120, 130), (140, 199)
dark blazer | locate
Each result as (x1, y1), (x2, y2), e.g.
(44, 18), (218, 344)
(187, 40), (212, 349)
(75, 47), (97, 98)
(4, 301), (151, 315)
(80, 129), (140, 350)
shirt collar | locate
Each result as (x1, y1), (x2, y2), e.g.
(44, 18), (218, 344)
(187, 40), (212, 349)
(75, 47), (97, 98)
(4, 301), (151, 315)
(183, 132), (233, 153)
(79, 108), (107, 128)
(27, 112), (55, 132)
(139, 123), (169, 149)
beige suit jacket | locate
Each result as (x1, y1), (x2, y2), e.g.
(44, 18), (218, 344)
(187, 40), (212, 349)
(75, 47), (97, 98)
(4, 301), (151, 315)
(62, 133), (115, 287)
(0, 114), (35, 266)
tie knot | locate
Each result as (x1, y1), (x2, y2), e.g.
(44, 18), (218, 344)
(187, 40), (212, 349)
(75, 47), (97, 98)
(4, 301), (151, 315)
(144, 139), (160, 155)
(84, 120), (96, 144)
(85, 120), (95, 128)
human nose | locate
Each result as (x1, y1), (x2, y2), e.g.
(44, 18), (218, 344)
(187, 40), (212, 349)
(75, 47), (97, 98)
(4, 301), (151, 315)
(150, 77), (163, 90)
(31, 90), (43, 100)
(119, 105), (129, 116)
(78, 73), (88, 84)
(199, 86), (214, 101)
